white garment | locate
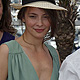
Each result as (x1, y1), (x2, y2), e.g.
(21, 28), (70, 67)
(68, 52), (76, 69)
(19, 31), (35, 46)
(59, 49), (80, 80)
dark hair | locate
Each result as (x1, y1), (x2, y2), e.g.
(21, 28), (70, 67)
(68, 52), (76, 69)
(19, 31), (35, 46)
(18, 7), (57, 39)
(0, 0), (16, 34)
(44, 9), (57, 39)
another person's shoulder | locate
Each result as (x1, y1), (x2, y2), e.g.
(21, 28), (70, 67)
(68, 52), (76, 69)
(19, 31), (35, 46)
(59, 49), (80, 80)
(61, 49), (80, 68)
(65, 49), (80, 63)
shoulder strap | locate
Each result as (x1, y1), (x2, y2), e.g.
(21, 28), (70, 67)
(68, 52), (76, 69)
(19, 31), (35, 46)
(4, 40), (23, 54)
(44, 43), (57, 56)
(44, 43), (60, 69)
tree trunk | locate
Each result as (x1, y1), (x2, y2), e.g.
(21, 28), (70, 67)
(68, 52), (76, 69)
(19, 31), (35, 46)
(55, 0), (77, 62)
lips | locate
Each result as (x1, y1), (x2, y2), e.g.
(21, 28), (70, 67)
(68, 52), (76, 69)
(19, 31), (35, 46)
(34, 29), (45, 33)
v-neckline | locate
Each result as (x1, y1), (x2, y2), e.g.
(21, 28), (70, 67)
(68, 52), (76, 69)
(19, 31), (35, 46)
(15, 40), (54, 80)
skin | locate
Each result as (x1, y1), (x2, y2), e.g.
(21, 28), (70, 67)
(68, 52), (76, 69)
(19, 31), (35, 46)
(23, 7), (51, 40)
(0, 0), (3, 41)
(0, 7), (60, 80)
(0, 0), (3, 20)
(17, 7), (52, 80)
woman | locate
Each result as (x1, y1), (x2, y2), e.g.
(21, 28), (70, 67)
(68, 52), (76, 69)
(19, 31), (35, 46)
(0, 0), (66, 80)
(0, 0), (16, 45)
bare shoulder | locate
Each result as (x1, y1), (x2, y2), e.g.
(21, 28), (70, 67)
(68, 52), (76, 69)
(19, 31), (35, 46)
(0, 44), (9, 79)
(0, 44), (9, 56)
(0, 44), (9, 63)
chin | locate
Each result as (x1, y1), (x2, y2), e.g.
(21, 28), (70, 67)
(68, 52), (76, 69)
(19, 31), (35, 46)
(35, 35), (45, 39)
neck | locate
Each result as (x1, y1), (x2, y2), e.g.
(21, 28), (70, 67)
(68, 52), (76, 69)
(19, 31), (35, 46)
(22, 33), (44, 48)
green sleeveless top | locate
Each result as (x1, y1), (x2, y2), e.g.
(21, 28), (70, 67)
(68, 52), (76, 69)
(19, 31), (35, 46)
(4, 40), (60, 80)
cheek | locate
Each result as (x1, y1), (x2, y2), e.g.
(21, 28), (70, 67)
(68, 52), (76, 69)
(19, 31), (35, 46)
(43, 20), (51, 28)
(0, 8), (3, 15)
(0, 9), (3, 19)
(47, 22), (50, 27)
(25, 19), (36, 28)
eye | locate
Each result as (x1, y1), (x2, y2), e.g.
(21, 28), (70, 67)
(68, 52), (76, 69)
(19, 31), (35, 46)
(43, 15), (50, 19)
(29, 15), (36, 19)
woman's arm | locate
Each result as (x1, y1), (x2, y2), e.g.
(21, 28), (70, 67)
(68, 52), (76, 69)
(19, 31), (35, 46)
(0, 44), (9, 80)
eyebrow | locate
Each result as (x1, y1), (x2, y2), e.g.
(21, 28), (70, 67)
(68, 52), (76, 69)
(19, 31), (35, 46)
(28, 13), (37, 15)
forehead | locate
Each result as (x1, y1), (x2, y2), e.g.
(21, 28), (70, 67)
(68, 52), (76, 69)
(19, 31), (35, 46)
(26, 7), (47, 14)
(0, 0), (1, 3)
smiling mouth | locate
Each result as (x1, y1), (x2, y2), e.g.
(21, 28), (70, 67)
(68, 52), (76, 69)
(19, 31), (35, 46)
(34, 29), (45, 33)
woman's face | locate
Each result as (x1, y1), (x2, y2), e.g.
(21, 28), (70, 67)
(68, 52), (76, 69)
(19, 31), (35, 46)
(23, 7), (51, 39)
(0, 0), (3, 20)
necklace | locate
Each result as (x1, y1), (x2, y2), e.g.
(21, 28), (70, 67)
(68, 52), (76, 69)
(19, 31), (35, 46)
(23, 34), (35, 45)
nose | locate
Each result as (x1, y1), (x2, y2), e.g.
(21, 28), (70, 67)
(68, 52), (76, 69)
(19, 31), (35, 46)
(37, 18), (43, 27)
